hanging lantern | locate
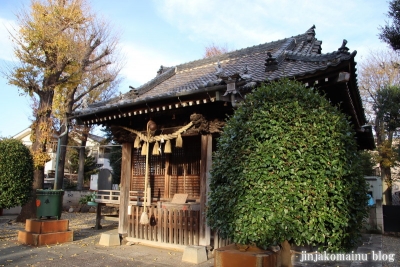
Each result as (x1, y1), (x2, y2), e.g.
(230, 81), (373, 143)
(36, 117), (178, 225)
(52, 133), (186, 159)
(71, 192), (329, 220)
(134, 135), (141, 149)
(152, 141), (160, 155)
(164, 139), (172, 153)
(176, 133), (183, 148)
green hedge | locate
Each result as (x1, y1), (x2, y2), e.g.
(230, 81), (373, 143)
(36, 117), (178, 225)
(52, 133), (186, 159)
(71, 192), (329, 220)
(0, 138), (34, 209)
(207, 79), (368, 252)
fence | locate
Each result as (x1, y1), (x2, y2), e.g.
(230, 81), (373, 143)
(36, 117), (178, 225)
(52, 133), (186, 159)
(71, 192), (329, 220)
(96, 190), (201, 246)
(212, 230), (233, 250)
(128, 205), (200, 246)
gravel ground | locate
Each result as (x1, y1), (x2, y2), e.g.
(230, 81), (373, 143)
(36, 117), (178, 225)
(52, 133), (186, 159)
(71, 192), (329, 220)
(0, 212), (215, 267)
(382, 234), (400, 267)
(2, 213), (400, 267)
(0, 212), (119, 242)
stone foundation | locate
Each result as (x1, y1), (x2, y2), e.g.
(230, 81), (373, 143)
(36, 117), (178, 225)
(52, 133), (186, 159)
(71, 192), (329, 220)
(214, 244), (280, 267)
(18, 219), (73, 246)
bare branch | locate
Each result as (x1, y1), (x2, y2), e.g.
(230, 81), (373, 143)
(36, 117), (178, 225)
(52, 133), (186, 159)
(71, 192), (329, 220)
(203, 42), (230, 58)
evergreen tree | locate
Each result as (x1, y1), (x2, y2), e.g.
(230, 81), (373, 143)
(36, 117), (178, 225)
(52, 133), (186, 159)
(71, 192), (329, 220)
(374, 85), (400, 132)
(109, 146), (122, 185)
(379, 0), (400, 50)
(0, 138), (34, 209)
(207, 79), (368, 264)
(102, 127), (121, 184)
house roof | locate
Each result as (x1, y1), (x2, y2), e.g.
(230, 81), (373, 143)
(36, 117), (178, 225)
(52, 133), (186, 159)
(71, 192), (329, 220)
(72, 25), (374, 150)
(12, 128), (32, 140)
(87, 133), (106, 144)
(75, 26), (359, 118)
(12, 127), (107, 145)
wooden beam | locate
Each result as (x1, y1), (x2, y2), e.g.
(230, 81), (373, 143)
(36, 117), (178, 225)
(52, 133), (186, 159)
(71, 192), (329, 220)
(199, 134), (212, 246)
(118, 142), (132, 235)
(205, 134), (212, 245)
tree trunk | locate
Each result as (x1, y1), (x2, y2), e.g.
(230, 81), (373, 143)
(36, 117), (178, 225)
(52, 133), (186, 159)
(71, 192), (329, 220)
(55, 88), (77, 190)
(281, 240), (292, 267)
(55, 123), (69, 190)
(382, 166), (392, 205)
(77, 126), (89, 190)
(16, 169), (44, 222)
(374, 116), (393, 205)
(17, 91), (53, 222)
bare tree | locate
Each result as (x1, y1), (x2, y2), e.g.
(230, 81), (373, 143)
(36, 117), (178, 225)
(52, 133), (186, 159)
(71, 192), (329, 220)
(358, 49), (400, 204)
(68, 76), (120, 191)
(52, 24), (122, 190)
(203, 42), (230, 58)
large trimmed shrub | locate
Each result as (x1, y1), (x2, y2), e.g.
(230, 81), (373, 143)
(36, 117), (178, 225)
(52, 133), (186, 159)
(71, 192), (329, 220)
(0, 138), (34, 209)
(207, 79), (368, 252)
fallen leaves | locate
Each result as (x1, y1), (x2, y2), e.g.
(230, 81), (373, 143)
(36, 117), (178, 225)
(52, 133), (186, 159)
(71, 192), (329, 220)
(0, 213), (162, 266)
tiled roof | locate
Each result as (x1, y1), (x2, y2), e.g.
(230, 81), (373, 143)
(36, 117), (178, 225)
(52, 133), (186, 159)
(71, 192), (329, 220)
(88, 133), (106, 144)
(76, 26), (356, 116)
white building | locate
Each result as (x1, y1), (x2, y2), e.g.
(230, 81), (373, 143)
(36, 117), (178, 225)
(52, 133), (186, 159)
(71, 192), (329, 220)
(12, 127), (112, 175)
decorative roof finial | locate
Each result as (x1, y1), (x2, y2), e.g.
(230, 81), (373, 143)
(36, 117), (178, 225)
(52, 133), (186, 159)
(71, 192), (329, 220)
(306, 25), (316, 42)
(241, 64), (249, 74)
(265, 52), (278, 72)
(215, 61), (222, 72)
(157, 65), (164, 76)
(215, 60), (225, 78)
(306, 25), (316, 35)
(338, 39), (349, 54)
(239, 64), (253, 88)
(240, 64), (252, 81)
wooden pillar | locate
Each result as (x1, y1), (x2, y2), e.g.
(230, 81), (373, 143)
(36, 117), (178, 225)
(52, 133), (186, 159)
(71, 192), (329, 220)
(199, 134), (212, 246)
(118, 142), (132, 235)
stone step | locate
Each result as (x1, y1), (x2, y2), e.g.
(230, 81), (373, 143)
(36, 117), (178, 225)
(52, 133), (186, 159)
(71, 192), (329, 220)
(18, 230), (73, 246)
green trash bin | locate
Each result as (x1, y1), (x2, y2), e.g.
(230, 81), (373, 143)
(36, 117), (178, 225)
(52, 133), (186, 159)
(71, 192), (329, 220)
(36, 189), (64, 219)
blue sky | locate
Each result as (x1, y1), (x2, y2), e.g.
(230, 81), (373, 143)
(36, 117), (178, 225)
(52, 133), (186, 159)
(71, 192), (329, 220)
(0, 0), (390, 137)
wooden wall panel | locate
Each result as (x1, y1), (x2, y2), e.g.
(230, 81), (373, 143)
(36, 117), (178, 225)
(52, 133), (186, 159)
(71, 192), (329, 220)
(131, 136), (201, 200)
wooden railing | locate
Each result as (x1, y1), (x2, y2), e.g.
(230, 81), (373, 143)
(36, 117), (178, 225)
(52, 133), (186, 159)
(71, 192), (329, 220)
(96, 189), (163, 206)
(96, 190), (120, 204)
